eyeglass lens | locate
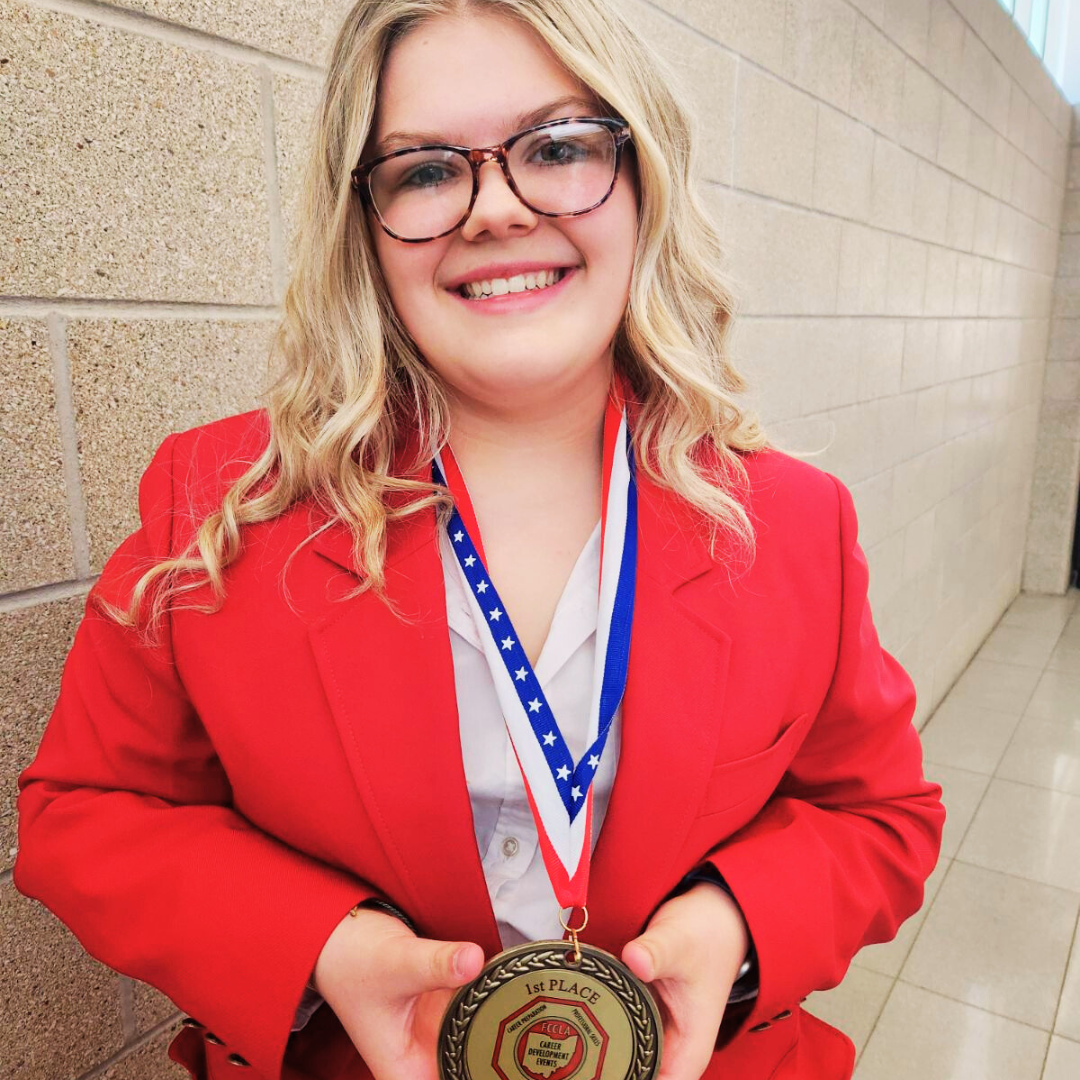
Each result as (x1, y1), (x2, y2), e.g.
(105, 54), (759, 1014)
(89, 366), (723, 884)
(367, 120), (619, 240)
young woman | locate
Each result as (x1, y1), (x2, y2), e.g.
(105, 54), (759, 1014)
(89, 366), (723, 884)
(14, 2), (945, 1079)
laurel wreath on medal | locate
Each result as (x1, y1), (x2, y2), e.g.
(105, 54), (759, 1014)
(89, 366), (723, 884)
(437, 943), (661, 1080)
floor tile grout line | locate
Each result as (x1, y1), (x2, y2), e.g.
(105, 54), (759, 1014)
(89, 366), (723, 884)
(988, 615), (1073, 805)
(866, 605), (1077, 1074)
(922, 620), (1078, 790)
(851, 968), (899, 1072)
(854, 855), (961, 1068)
(892, 974), (1060, 1035)
(939, 632), (1052, 865)
(948, 856), (1080, 897)
(850, 597), (1078, 1068)
(1046, 904), (1080, 1053)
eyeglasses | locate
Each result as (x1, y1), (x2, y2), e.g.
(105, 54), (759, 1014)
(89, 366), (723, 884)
(351, 116), (633, 243)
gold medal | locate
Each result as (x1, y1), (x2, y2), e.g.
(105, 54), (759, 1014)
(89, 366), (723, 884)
(438, 910), (662, 1080)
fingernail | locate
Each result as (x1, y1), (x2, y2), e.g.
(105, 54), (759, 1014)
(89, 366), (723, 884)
(452, 948), (465, 979)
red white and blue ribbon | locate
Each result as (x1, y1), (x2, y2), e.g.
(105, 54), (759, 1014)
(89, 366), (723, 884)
(432, 384), (637, 910)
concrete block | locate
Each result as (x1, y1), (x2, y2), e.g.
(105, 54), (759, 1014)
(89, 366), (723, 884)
(66, 318), (273, 569)
(0, 319), (74, 593)
(1, 4), (273, 305)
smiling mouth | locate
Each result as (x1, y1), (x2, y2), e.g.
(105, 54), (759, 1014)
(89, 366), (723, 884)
(455, 267), (571, 300)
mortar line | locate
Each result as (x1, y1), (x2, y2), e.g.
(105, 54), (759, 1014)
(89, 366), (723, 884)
(0, 577), (96, 613)
(118, 977), (136, 1042)
(0, 298), (282, 319)
(47, 314), (91, 578)
(24, 0), (323, 81)
(259, 67), (289, 306)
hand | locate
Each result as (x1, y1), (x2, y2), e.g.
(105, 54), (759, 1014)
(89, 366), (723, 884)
(621, 882), (751, 1080)
(312, 906), (485, 1080)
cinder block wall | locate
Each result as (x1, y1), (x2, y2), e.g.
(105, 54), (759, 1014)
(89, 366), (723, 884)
(0, 0), (1074, 1077)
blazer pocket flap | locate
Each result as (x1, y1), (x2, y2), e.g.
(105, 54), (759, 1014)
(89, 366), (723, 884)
(700, 710), (814, 817)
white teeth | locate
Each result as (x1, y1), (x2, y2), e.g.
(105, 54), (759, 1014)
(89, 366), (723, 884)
(461, 268), (566, 299)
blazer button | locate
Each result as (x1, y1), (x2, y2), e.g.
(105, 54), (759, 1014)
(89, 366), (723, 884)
(227, 1053), (251, 1067)
(772, 1010), (792, 1021)
(205, 1032), (226, 1045)
(749, 1022), (771, 1033)
(180, 1017), (204, 1029)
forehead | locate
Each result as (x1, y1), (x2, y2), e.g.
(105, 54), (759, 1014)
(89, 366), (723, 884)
(374, 13), (599, 148)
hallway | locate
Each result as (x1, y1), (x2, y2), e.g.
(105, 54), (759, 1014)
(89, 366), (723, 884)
(804, 586), (1080, 1079)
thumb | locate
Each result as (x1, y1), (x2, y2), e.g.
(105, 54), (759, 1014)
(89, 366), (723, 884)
(623, 919), (684, 984)
(398, 938), (485, 996)
(622, 933), (660, 984)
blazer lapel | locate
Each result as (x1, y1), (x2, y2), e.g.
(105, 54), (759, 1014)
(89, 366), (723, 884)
(306, 439), (503, 957)
(584, 465), (734, 956)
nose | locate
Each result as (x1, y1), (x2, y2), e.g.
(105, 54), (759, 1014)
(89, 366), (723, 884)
(458, 159), (538, 241)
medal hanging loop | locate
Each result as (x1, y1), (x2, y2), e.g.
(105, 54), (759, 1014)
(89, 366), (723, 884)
(558, 905), (589, 964)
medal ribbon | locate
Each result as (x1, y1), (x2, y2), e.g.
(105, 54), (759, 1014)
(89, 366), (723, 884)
(432, 380), (637, 911)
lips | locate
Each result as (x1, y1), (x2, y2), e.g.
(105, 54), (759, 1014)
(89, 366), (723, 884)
(447, 265), (578, 314)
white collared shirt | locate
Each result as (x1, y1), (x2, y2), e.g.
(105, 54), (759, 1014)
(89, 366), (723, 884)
(292, 520), (620, 1030)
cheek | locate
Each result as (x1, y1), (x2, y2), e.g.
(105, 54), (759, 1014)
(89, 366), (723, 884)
(374, 237), (445, 321)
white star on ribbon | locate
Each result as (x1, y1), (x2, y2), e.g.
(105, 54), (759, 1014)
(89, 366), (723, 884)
(514, 667), (527, 681)
(464, 555), (476, 567)
(588, 754), (600, 768)
(476, 580), (489, 594)
(488, 607), (502, 622)
(453, 530), (464, 542)
(556, 766), (570, 780)
(571, 786), (582, 800)
(542, 731), (556, 746)
(501, 636), (516, 651)
(528, 699), (541, 713)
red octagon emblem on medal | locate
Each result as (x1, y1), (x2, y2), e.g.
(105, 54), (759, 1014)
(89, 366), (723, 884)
(492, 996), (609, 1080)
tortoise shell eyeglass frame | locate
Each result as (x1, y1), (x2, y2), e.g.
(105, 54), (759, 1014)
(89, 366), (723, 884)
(350, 116), (634, 243)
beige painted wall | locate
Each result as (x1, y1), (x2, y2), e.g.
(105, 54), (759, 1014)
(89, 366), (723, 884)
(1, 0), (1076, 1076)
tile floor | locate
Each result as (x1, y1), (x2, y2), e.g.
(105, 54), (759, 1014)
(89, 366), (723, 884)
(802, 586), (1080, 1080)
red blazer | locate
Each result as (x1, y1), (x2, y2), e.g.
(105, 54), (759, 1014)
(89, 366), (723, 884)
(14, 407), (944, 1080)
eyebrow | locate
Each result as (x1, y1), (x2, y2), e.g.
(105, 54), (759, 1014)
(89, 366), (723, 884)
(371, 94), (600, 156)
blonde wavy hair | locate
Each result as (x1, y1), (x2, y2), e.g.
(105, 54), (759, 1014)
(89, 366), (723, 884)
(99, 0), (775, 641)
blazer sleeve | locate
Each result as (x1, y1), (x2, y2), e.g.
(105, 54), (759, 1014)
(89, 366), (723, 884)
(13, 430), (380, 1080)
(703, 470), (946, 1041)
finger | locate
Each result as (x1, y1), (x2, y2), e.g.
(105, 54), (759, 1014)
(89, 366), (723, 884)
(653, 979), (727, 1080)
(655, 1012), (721, 1080)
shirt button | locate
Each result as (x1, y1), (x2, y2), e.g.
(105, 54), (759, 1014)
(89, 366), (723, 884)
(502, 836), (520, 858)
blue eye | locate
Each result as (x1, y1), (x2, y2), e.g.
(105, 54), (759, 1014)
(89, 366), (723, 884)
(399, 163), (454, 190)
